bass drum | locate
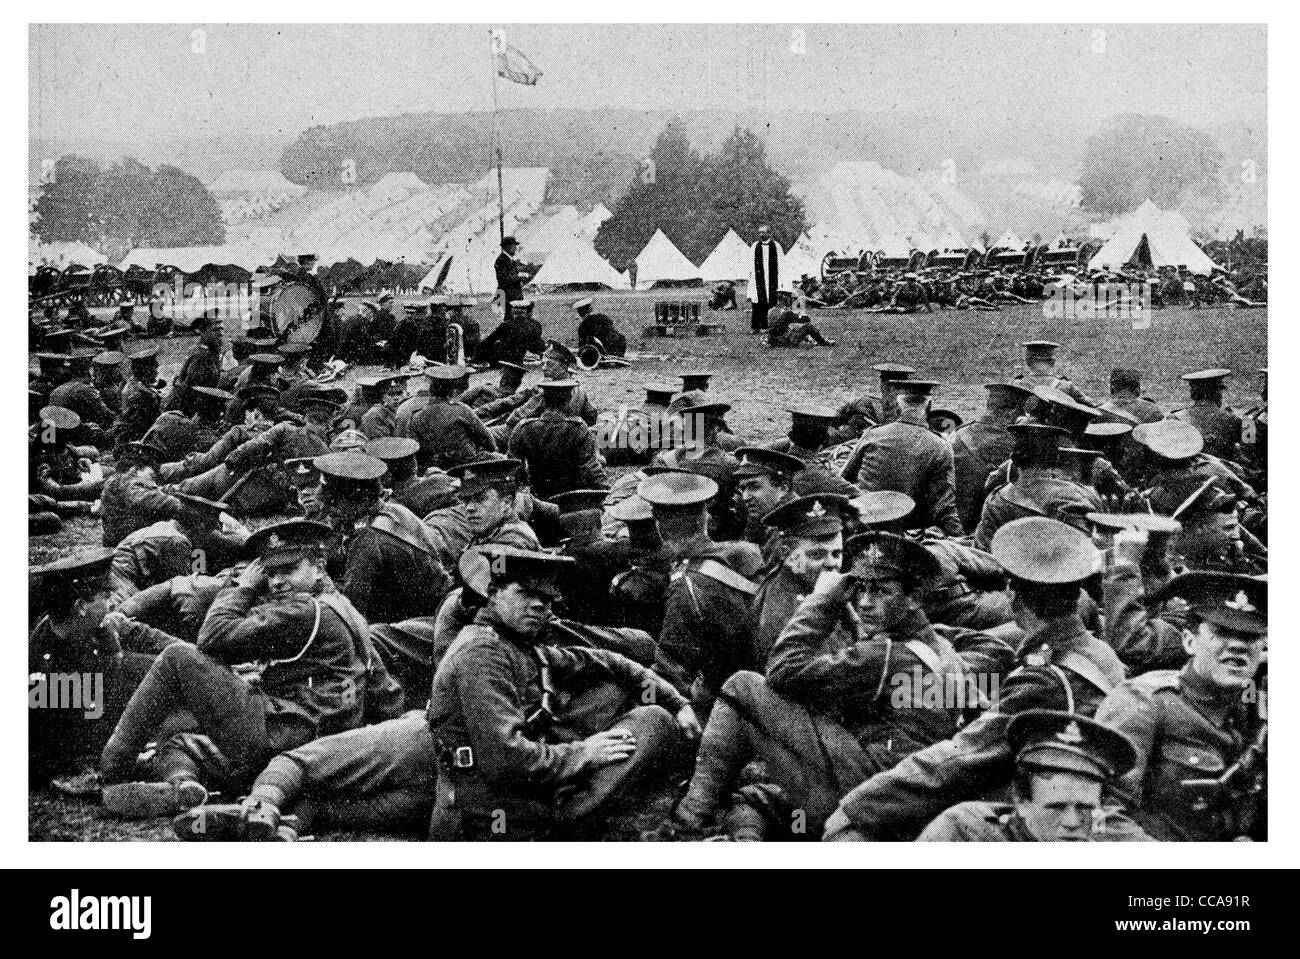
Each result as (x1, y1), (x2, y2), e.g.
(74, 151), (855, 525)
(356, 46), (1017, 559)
(262, 279), (327, 347)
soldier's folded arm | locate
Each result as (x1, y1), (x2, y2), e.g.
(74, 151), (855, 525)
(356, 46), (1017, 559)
(196, 584), (316, 663)
(936, 624), (1018, 676)
(454, 641), (589, 785)
(767, 593), (885, 702)
(548, 644), (688, 713)
(114, 580), (190, 652)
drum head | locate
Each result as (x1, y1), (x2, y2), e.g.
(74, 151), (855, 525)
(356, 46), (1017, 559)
(266, 280), (324, 346)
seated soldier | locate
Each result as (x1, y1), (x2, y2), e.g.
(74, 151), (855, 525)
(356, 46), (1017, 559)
(917, 710), (1147, 842)
(446, 457), (540, 551)
(31, 406), (106, 504)
(108, 493), (246, 602)
(574, 298), (627, 357)
(669, 530), (1015, 840)
(426, 546), (700, 840)
(29, 549), (154, 786)
(733, 447), (804, 563)
(314, 451), (453, 624)
(97, 520), (372, 819)
(99, 439), (182, 548)
(1096, 572), (1267, 842)
(764, 306), (834, 349)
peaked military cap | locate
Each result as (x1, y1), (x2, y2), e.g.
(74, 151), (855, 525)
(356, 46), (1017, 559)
(667, 391), (731, 417)
(763, 494), (851, 539)
(1156, 571), (1266, 635)
(364, 436), (419, 464)
(128, 344), (159, 363)
(1135, 419), (1203, 460)
(284, 456), (321, 489)
(238, 383), (281, 405)
(1085, 421), (1133, 439)
(991, 516), (1100, 584)
(872, 362), (915, 381)
(894, 379), (940, 398)
(498, 361), (528, 374)
(1007, 710), (1137, 782)
(792, 469), (859, 498)
(329, 429), (369, 452)
(37, 405), (80, 433)
(94, 326), (131, 351)
(450, 458), (522, 497)
(1085, 512), (1182, 535)
(245, 519), (333, 568)
(33, 353), (69, 375)
(278, 343), (311, 358)
(1009, 422), (1069, 462)
(427, 364), (471, 382)
(32, 546), (116, 590)
(637, 471), (718, 509)
(1020, 340), (1061, 355)
(850, 490), (916, 528)
(314, 452), (388, 497)
(477, 545), (574, 600)
(572, 298), (594, 311)
(1181, 368), (1232, 384)
(93, 350), (125, 367)
(608, 494), (654, 523)
(249, 353), (284, 369)
(1032, 385), (1101, 421)
(928, 408), (963, 429)
(539, 378), (578, 394)
(679, 372), (714, 392)
(643, 383), (677, 407)
(192, 386), (235, 405)
(552, 488), (609, 514)
(788, 403), (838, 424)
(735, 447), (805, 481)
(844, 531), (941, 581)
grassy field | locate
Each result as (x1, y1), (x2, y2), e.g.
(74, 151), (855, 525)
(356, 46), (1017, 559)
(30, 292), (1267, 841)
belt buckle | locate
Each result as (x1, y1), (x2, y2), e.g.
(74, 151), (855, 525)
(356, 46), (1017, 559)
(453, 746), (474, 769)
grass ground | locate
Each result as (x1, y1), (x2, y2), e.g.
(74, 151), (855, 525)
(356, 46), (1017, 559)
(30, 291), (1266, 841)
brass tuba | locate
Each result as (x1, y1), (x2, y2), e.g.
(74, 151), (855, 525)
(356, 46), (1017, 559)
(446, 322), (465, 365)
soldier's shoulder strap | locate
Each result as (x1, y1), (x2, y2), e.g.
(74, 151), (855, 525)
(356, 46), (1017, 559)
(688, 558), (759, 596)
(1053, 648), (1121, 697)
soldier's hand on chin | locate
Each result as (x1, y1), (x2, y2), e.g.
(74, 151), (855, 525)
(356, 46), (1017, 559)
(812, 570), (855, 601)
(580, 729), (637, 769)
(676, 704), (702, 742)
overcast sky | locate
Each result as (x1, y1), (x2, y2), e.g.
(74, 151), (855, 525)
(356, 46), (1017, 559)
(30, 23), (1265, 143)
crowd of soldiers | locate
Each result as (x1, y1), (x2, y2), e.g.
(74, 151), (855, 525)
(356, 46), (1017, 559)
(28, 288), (1268, 842)
(787, 261), (1268, 313)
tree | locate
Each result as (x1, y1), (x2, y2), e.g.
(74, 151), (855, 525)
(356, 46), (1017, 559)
(32, 156), (224, 249)
(31, 155), (103, 243)
(595, 121), (808, 270)
(1079, 114), (1225, 218)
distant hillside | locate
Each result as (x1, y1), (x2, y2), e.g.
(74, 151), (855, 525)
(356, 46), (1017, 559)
(29, 132), (291, 186)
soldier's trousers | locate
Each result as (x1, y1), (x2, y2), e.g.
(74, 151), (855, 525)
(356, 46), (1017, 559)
(249, 711), (437, 835)
(677, 671), (877, 837)
(431, 693), (680, 840)
(100, 644), (309, 790)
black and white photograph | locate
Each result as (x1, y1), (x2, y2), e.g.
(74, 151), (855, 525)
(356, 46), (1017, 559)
(17, 12), (1282, 891)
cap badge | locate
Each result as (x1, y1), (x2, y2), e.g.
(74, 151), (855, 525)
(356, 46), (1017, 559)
(267, 534), (283, 549)
(1225, 591), (1257, 613)
(1058, 721), (1085, 745)
(864, 542), (884, 565)
(808, 500), (827, 519)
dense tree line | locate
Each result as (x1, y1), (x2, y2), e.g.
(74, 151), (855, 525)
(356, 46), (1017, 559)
(32, 156), (225, 249)
(594, 121), (808, 271)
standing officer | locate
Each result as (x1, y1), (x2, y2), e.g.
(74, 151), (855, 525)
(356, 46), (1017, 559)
(916, 710), (1144, 842)
(427, 546), (697, 840)
(508, 380), (608, 501)
(315, 451), (453, 624)
(494, 236), (524, 304)
(841, 380), (964, 537)
(1096, 572), (1266, 841)
(1174, 369), (1242, 462)
(99, 519), (370, 819)
(1011, 341), (1098, 408)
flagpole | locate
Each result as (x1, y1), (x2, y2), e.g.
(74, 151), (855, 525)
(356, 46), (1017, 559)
(490, 31), (505, 244)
